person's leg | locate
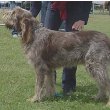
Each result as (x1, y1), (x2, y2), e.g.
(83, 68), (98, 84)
(10, 1), (16, 10)
(44, 2), (62, 83)
(41, 1), (48, 24)
(62, 67), (77, 95)
(62, 5), (78, 95)
(30, 1), (41, 17)
(44, 2), (62, 30)
(10, 2), (18, 38)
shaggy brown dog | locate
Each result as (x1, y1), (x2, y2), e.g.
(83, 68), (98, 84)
(5, 7), (110, 106)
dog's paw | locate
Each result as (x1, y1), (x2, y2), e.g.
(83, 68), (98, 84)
(106, 101), (110, 108)
(27, 95), (40, 103)
(91, 95), (99, 101)
(91, 95), (107, 101)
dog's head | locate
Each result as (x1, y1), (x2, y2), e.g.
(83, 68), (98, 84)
(5, 7), (33, 32)
(5, 7), (40, 44)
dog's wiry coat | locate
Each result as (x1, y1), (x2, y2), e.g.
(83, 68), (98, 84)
(5, 7), (110, 106)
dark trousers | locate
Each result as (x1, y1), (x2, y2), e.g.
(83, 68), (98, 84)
(44, 2), (77, 90)
(30, 1), (48, 25)
(30, 1), (41, 17)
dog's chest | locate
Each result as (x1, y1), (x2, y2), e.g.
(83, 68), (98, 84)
(25, 49), (36, 65)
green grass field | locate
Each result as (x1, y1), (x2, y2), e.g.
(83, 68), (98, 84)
(0, 14), (110, 110)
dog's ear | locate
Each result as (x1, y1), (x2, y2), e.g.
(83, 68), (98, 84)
(21, 18), (33, 44)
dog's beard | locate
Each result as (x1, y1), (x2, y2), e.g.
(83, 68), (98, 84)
(5, 21), (21, 32)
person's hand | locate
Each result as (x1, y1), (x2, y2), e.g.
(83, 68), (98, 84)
(72, 20), (85, 31)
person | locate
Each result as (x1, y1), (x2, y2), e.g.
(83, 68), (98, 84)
(30, 1), (92, 95)
(44, 1), (92, 95)
(30, 1), (57, 84)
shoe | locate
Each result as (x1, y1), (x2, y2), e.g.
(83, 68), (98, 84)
(18, 33), (21, 37)
(63, 88), (76, 96)
(12, 34), (18, 38)
(54, 92), (63, 97)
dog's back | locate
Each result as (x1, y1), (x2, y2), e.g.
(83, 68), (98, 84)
(32, 28), (110, 67)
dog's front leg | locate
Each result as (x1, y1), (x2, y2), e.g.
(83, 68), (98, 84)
(28, 62), (55, 102)
(43, 72), (56, 98)
(29, 70), (45, 102)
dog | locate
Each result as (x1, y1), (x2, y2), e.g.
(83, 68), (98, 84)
(5, 7), (110, 106)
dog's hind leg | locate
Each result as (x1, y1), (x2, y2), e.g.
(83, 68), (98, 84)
(105, 68), (110, 107)
(85, 58), (108, 101)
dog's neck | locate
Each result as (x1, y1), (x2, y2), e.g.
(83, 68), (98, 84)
(32, 23), (43, 31)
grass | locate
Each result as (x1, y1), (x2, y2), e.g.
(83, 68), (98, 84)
(0, 14), (110, 110)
